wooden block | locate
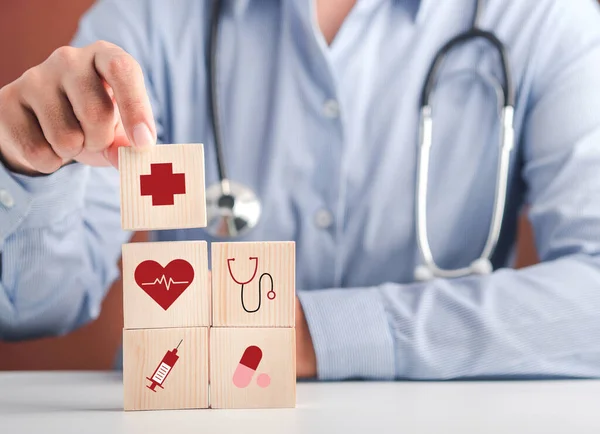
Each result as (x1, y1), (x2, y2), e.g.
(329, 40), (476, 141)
(119, 143), (207, 230)
(211, 242), (295, 327)
(123, 327), (209, 411)
(122, 241), (210, 329)
(210, 327), (296, 408)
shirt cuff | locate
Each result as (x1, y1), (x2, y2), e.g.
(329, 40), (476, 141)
(0, 163), (89, 241)
(297, 287), (397, 380)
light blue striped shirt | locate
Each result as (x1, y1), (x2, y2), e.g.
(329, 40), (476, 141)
(2, 0), (600, 380)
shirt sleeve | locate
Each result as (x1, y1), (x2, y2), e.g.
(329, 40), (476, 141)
(0, 0), (162, 340)
(299, 0), (600, 380)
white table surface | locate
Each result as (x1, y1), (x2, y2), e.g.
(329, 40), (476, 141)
(1, 371), (599, 434)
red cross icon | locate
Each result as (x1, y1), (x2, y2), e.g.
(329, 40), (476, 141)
(140, 163), (186, 206)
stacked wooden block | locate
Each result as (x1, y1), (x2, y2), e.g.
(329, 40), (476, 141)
(118, 144), (296, 410)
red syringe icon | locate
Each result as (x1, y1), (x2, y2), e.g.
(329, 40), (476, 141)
(146, 339), (183, 392)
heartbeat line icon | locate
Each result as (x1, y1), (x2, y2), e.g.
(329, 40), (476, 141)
(141, 275), (190, 291)
(134, 259), (195, 310)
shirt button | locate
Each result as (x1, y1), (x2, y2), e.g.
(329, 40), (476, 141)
(314, 209), (334, 229)
(322, 99), (340, 118)
(0, 189), (14, 209)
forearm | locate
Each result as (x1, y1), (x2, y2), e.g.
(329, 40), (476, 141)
(0, 163), (128, 340)
(299, 254), (600, 380)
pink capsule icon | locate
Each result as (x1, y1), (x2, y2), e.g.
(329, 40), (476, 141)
(233, 345), (263, 388)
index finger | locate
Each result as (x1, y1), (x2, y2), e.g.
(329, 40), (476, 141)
(91, 41), (156, 150)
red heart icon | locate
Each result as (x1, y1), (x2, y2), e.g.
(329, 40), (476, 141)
(134, 259), (194, 310)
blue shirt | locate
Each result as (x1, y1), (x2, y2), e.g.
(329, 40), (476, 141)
(2, 0), (600, 380)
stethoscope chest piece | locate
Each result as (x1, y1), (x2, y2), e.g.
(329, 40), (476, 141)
(205, 180), (261, 238)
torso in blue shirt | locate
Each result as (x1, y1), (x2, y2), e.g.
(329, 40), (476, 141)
(3, 0), (600, 380)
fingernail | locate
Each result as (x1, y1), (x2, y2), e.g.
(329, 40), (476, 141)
(132, 123), (154, 150)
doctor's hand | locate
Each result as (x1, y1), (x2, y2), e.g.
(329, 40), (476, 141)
(0, 41), (156, 176)
(295, 296), (317, 378)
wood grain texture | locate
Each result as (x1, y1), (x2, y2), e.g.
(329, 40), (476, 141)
(211, 242), (295, 327)
(210, 327), (296, 409)
(123, 327), (209, 411)
(119, 144), (207, 230)
(122, 241), (210, 329)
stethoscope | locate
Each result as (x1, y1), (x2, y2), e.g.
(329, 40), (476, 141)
(204, 0), (515, 282)
(414, 0), (515, 281)
(227, 257), (275, 313)
(204, 0), (262, 239)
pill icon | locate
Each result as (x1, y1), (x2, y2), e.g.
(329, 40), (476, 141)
(233, 345), (263, 388)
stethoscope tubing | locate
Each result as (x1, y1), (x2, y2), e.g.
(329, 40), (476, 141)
(415, 105), (514, 280)
(415, 1), (516, 280)
(207, 0), (516, 280)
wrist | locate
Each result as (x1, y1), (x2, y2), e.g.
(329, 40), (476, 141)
(0, 161), (90, 231)
(298, 288), (397, 380)
(295, 296), (317, 378)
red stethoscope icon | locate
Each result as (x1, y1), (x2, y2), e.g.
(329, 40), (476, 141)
(227, 257), (275, 313)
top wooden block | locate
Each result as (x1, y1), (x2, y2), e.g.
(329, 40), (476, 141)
(119, 144), (207, 230)
(212, 241), (295, 327)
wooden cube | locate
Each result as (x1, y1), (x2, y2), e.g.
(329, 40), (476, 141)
(211, 242), (295, 327)
(122, 241), (210, 329)
(119, 143), (207, 230)
(123, 327), (209, 411)
(210, 327), (296, 408)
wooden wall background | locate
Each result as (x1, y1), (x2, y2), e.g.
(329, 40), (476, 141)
(0, 0), (539, 370)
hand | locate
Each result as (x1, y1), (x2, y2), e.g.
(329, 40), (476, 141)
(0, 41), (156, 175)
(295, 296), (317, 378)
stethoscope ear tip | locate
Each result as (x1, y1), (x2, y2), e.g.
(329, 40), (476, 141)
(414, 257), (493, 282)
(414, 265), (435, 282)
(470, 258), (493, 275)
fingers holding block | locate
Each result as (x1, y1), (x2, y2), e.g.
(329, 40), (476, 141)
(211, 242), (295, 327)
(123, 327), (209, 411)
(210, 327), (296, 409)
(122, 241), (210, 329)
(119, 143), (207, 230)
